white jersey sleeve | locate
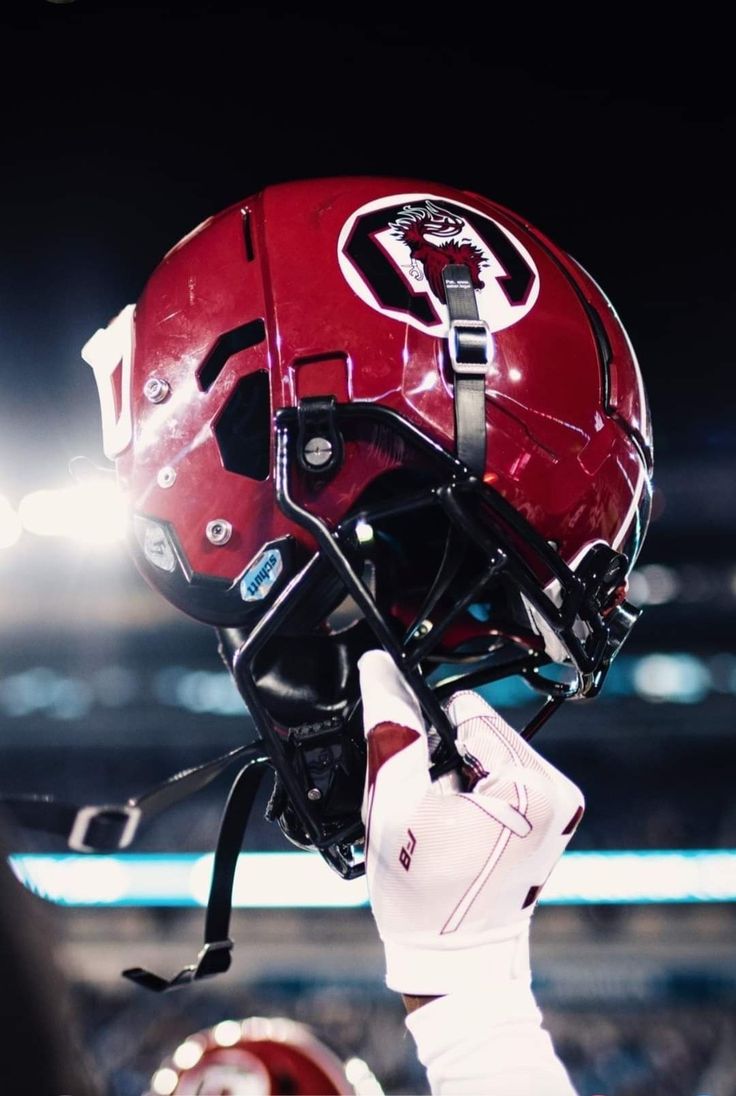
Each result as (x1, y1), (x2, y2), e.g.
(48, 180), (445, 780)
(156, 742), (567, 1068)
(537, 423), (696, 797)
(405, 989), (578, 1096)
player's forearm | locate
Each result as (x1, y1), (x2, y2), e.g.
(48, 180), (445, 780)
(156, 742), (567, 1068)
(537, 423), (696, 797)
(405, 988), (579, 1096)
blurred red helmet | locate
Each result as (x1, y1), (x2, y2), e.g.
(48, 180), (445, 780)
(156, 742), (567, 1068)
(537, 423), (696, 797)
(83, 177), (652, 875)
(145, 1015), (382, 1095)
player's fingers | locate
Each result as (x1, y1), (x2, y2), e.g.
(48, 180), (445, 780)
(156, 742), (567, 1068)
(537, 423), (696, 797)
(445, 689), (531, 779)
(446, 690), (585, 837)
(359, 650), (425, 737)
(358, 651), (431, 822)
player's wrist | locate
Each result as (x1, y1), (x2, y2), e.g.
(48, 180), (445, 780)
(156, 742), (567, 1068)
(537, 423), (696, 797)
(384, 919), (531, 997)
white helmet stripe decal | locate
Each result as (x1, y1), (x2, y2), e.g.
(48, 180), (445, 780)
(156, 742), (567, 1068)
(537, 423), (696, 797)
(612, 458), (646, 553)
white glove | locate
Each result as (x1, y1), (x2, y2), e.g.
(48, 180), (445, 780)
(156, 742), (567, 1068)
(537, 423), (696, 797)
(358, 649), (585, 999)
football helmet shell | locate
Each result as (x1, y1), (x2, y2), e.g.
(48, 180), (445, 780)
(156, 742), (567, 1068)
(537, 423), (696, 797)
(145, 1015), (381, 1095)
(82, 176), (653, 874)
(84, 177), (650, 626)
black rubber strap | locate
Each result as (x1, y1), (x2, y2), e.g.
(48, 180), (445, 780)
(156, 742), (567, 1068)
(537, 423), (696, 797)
(122, 759), (268, 992)
(1, 742), (265, 853)
(454, 375), (488, 475)
(442, 263), (491, 476)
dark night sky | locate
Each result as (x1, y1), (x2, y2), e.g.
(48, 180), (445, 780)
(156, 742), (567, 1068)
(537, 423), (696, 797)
(1, 2), (733, 496)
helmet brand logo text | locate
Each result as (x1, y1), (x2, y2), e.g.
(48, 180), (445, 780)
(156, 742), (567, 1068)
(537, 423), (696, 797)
(240, 549), (283, 602)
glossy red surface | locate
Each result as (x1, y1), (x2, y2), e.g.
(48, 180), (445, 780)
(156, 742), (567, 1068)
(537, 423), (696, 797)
(98, 175), (651, 621)
(151, 1017), (352, 1095)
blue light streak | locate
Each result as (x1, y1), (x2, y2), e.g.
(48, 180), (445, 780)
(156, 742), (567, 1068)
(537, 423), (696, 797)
(8, 850), (736, 908)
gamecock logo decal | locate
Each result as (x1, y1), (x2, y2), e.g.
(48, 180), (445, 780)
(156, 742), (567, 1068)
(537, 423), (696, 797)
(338, 193), (540, 336)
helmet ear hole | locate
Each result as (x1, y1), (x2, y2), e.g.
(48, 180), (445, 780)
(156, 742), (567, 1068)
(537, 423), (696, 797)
(214, 370), (271, 480)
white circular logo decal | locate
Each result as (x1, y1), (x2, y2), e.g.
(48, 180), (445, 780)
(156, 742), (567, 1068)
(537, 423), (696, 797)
(338, 193), (540, 336)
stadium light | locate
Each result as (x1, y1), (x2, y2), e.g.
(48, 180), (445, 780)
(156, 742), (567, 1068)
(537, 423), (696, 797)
(9, 850), (736, 908)
(18, 482), (127, 546)
(0, 495), (22, 549)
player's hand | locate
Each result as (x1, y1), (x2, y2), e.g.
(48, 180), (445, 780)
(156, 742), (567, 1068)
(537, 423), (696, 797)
(358, 650), (585, 998)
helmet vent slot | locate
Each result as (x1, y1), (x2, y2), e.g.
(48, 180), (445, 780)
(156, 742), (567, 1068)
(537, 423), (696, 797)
(240, 206), (254, 261)
(214, 370), (271, 480)
(197, 319), (266, 392)
(580, 298), (612, 409)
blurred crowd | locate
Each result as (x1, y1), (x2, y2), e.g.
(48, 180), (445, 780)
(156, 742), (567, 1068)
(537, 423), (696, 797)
(64, 978), (736, 1096)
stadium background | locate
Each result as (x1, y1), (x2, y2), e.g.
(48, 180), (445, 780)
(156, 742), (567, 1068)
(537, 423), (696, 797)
(1, 4), (734, 1093)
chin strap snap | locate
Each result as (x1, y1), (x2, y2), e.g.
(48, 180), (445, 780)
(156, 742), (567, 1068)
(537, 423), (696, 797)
(296, 395), (344, 475)
(442, 264), (492, 476)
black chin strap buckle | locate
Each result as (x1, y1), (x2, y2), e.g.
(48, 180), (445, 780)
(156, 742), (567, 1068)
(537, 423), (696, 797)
(442, 264), (492, 476)
(123, 938), (233, 993)
(68, 804), (141, 853)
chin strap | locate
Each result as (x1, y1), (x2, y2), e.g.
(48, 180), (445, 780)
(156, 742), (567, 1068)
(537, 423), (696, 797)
(2, 740), (269, 991)
(1, 742), (264, 852)
(123, 758), (268, 991)
(442, 263), (492, 476)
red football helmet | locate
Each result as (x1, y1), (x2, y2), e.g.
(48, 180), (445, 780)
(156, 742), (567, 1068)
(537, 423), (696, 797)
(145, 1015), (382, 1095)
(83, 176), (652, 878)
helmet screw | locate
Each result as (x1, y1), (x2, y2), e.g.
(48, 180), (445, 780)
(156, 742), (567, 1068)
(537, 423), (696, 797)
(307, 787), (322, 801)
(143, 377), (170, 403)
(413, 620), (433, 639)
(157, 466), (176, 488)
(206, 519), (233, 545)
(303, 436), (333, 468)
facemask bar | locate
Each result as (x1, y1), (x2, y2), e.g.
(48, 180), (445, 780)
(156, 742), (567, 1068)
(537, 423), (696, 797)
(220, 400), (641, 878)
(281, 401), (640, 698)
(435, 478), (639, 695)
